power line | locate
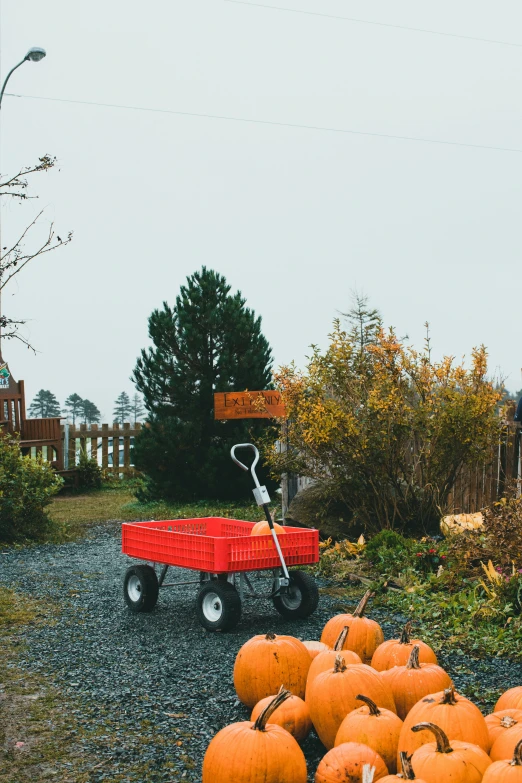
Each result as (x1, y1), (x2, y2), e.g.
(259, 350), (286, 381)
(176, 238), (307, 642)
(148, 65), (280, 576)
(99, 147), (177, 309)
(224, 0), (522, 49)
(5, 92), (522, 154)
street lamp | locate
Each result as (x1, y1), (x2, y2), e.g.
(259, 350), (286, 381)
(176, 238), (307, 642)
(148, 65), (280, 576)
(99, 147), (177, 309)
(0, 47), (46, 109)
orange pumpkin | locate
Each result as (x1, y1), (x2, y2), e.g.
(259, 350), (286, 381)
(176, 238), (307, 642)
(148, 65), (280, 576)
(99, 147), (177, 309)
(335, 694), (403, 773)
(410, 722), (492, 782)
(321, 591), (384, 664)
(233, 632), (311, 707)
(380, 751), (428, 782)
(380, 645), (452, 720)
(315, 742), (389, 782)
(202, 688), (307, 783)
(398, 686), (490, 762)
(305, 627), (362, 700)
(490, 723), (522, 763)
(303, 640), (331, 660)
(251, 687), (312, 742)
(482, 738), (522, 782)
(251, 520), (286, 537)
(496, 689), (522, 713)
(371, 623), (438, 672)
(486, 710), (522, 749)
(307, 654), (397, 750)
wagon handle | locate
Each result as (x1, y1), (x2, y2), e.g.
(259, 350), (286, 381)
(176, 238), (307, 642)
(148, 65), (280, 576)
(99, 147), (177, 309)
(230, 443), (290, 582)
(230, 443), (261, 489)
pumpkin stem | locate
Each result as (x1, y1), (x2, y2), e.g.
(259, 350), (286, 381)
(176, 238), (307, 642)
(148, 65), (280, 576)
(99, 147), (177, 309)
(411, 722), (453, 754)
(265, 632), (277, 641)
(440, 686), (457, 705)
(398, 752), (416, 780)
(362, 764), (376, 783)
(352, 589), (373, 618)
(253, 686), (291, 731)
(406, 644), (421, 670)
(501, 716), (518, 729)
(333, 654), (347, 673)
(357, 694), (381, 716)
(512, 739), (522, 766)
(400, 622), (412, 645)
(334, 626), (349, 651)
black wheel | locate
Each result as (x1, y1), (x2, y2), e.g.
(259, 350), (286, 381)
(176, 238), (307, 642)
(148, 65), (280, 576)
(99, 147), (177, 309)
(123, 565), (159, 613)
(196, 580), (242, 632)
(272, 570), (319, 619)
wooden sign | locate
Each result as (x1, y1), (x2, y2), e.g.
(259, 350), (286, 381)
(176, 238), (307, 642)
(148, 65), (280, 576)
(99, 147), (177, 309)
(214, 391), (286, 420)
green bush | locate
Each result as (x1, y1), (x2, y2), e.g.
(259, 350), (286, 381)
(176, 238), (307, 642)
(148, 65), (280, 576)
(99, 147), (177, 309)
(363, 529), (413, 575)
(0, 433), (63, 542)
(77, 447), (102, 490)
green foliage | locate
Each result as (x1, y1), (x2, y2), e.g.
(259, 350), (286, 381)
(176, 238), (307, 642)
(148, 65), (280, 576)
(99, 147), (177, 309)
(363, 530), (413, 574)
(76, 447), (102, 490)
(80, 399), (100, 424)
(63, 392), (83, 424)
(341, 291), (382, 351)
(132, 267), (274, 501)
(374, 568), (522, 661)
(130, 392), (145, 423)
(0, 433), (63, 542)
(113, 391), (132, 424)
(28, 389), (61, 417)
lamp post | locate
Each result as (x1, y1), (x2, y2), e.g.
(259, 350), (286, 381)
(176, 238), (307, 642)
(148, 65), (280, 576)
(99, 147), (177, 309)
(0, 47), (46, 109)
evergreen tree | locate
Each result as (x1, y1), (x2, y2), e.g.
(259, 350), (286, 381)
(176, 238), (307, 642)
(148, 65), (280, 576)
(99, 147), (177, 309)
(130, 392), (145, 424)
(28, 389), (61, 418)
(133, 267), (273, 501)
(113, 392), (132, 424)
(80, 399), (101, 424)
(63, 393), (83, 424)
(341, 292), (382, 352)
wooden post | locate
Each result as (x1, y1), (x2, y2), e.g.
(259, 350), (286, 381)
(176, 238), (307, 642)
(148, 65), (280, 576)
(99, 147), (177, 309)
(101, 423), (109, 470)
(79, 422), (87, 460)
(90, 423), (98, 462)
(113, 422), (120, 472)
(68, 425), (77, 468)
(123, 422), (130, 472)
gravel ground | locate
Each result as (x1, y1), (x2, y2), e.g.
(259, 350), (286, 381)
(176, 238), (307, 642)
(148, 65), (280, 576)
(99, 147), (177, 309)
(2, 523), (522, 782)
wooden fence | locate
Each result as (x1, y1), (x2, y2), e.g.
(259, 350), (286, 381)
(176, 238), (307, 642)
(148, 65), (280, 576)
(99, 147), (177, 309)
(63, 422), (141, 475)
(284, 424), (522, 516)
(446, 423), (521, 513)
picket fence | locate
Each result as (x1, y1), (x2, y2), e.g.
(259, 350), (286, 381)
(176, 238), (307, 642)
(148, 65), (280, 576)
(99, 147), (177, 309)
(63, 422), (141, 474)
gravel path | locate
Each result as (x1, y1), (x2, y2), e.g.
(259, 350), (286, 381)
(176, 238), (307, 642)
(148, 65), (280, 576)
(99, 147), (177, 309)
(2, 523), (522, 782)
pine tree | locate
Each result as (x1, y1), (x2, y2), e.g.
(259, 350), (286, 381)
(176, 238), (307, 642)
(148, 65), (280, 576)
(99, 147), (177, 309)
(80, 399), (101, 424)
(28, 389), (61, 418)
(130, 392), (145, 424)
(133, 267), (273, 501)
(342, 292), (382, 352)
(63, 393), (83, 424)
(113, 392), (132, 424)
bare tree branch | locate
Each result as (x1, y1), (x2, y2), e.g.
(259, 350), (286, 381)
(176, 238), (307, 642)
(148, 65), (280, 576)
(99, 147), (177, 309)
(0, 155), (72, 350)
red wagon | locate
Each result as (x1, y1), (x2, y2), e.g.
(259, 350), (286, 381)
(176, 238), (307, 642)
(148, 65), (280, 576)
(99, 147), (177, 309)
(122, 444), (320, 631)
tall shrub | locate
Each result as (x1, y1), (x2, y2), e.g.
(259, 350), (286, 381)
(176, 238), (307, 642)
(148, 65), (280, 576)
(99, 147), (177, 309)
(132, 267), (274, 500)
(266, 322), (501, 533)
(0, 434), (63, 542)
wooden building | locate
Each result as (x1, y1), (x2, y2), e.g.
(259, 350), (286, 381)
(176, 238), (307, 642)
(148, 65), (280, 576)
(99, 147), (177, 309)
(0, 356), (63, 468)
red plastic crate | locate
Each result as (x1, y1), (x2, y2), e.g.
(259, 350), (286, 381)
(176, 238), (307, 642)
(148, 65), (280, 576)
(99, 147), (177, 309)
(121, 517), (319, 573)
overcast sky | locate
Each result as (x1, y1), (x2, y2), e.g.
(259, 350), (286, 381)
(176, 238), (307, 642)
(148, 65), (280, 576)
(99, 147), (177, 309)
(1, 0), (521, 420)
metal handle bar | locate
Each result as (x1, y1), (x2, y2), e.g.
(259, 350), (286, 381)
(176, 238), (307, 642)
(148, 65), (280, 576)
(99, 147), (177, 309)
(230, 443), (261, 489)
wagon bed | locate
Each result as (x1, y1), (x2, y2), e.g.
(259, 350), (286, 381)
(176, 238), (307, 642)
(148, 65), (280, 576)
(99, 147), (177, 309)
(121, 517), (319, 573)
